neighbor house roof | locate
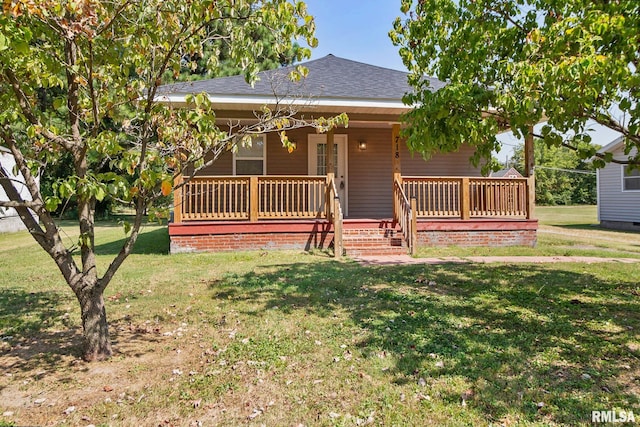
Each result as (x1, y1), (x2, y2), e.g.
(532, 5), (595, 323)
(597, 135), (625, 155)
(491, 167), (523, 178)
(157, 54), (445, 118)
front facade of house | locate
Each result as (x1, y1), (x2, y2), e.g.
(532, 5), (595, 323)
(597, 137), (640, 231)
(162, 55), (537, 256)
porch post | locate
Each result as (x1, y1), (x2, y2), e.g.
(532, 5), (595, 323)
(334, 196), (343, 258)
(524, 125), (536, 219)
(392, 124), (402, 219)
(392, 124), (402, 184)
(526, 176), (535, 219)
(173, 174), (183, 224)
(460, 177), (470, 220)
(326, 129), (335, 219)
(326, 129), (335, 177)
(249, 176), (259, 222)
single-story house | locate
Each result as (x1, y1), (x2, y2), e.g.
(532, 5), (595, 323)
(159, 55), (537, 256)
(0, 147), (38, 233)
(596, 136), (640, 231)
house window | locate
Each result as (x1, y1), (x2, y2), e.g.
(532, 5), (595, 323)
(315, 143), (338, 176)
(234, 135), (266, 175)
(623, 165), (640, 191)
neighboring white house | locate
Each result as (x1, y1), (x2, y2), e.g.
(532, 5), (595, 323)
(0, 147), (38, 233)
(596, 136), (640, 231)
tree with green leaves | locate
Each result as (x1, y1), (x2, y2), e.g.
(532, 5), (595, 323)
(390, 0), (639, 171)
(174, 23), (305, 81)
(511, 140), (597, 205)
(0, 0), (346, 361)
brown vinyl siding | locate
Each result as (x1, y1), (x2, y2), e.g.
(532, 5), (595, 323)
(194, 127), (483, 219)
(266, 129), (309, 175)
(344, 128), (393, 218)
(401, 144), (482, 176)
(198, 150), (233, 175)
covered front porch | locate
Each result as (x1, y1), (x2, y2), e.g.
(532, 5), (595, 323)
(169, 152), (537, 256)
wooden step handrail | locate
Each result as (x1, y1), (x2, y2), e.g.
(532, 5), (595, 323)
(393, 178), (417, 255)
(329, 177), (343, 258)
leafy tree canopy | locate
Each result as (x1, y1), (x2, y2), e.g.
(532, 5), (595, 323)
(173, 23), (305, 81)
(390, 0), (639, 172)
(511, 139), (597, 205)
(0, 0), (346, 361)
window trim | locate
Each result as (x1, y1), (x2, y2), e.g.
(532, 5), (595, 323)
(621, 164), (640, 192)
(232, 134), (267, 176)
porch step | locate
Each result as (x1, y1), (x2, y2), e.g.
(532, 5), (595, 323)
(342, 228), (408, 256)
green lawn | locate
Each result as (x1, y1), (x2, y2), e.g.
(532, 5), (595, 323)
(416, 205), (640, 259)
(1, 209), (639, 426)
(535, 205), (599, 226)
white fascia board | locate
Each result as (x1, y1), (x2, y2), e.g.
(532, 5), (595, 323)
(596, 135), (626, 154)
(156, 94), (409, 111)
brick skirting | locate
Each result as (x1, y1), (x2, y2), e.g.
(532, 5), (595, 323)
(416, 219), (538, 248)
(169, 220), (334, 253)
(417, 229), (537, 247)
(169, 219), (538, 254)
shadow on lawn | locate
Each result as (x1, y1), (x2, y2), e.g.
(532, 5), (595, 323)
(211, 260), (640, 425)
(94, 226), (170, 255)
(0, 288), (83, 383)
(0, 288), (165, 387)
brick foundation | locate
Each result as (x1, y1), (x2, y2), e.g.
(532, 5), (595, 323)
(416, 219), (538, 247)
(417, 229), (537, 247)
(170, 232), (334, 253)
(169, 218), (538, 254)
(169, 220), (334, 253)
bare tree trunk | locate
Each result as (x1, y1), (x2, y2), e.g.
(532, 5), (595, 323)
(76, 285), (112, 361)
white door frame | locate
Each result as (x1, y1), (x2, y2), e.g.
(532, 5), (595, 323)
(307, 134), (348, 216)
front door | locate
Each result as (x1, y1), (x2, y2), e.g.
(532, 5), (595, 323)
(308, 134), (348, 216)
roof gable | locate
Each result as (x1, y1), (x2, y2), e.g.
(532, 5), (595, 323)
(158, 54), (444, 103)
(491, 167), (523, 178)
(597, 136), (626, 155)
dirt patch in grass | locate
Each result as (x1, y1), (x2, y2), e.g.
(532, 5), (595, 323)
(0, 325), (180, 425)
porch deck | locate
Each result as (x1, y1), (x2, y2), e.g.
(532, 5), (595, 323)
(169, 175), (538, 255)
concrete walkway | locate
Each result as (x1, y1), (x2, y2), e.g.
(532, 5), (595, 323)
(352, 254), (640, 266)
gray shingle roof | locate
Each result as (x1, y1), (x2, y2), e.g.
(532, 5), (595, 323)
(491, 167), (523, 178)
(158, 54), (445, 102)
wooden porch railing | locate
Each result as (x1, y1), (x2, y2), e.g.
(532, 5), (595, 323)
(393, 178), (417, 255)
(402, 176), (532, 219)
(176, 175), (328, 222)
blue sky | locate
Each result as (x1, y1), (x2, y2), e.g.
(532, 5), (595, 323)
(304, 1), (406, 71)
(302, 1), (621, 163)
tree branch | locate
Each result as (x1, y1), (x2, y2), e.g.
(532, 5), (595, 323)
(483, 4), (529, 35)
(87, 39), (100, 138)
(97, 196), (145, 292)
(96, 0), (134, 36)
(0, 200), (40, 209)
(531, 132), (638, 165)
(589, 112), (639, 146)
(3, 68), (76, 151)
(0, 130), (82, 285)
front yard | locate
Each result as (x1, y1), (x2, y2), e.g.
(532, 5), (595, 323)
(1, 206), (638, 426)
